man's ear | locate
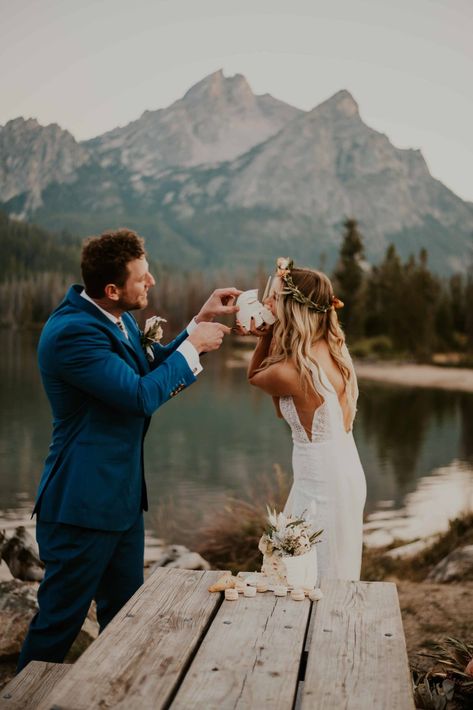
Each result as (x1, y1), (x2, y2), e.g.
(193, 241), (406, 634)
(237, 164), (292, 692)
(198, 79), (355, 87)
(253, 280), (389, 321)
(104, 283), (120, 301)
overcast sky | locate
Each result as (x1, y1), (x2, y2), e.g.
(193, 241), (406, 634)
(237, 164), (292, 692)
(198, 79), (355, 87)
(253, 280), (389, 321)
(1, 0), (472, 200)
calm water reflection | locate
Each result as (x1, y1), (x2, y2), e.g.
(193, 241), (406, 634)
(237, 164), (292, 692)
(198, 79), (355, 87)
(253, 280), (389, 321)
(1, 331), (472, 545)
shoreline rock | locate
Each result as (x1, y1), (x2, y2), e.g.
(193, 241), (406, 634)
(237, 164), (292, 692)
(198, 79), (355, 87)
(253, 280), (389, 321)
(426, 545), (473, 583)
(0, 527), (44, 582)
(0, 580), (38, 658)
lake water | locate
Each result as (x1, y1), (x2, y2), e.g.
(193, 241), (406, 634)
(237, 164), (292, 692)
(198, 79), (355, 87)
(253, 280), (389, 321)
(1, 331), (472, 547)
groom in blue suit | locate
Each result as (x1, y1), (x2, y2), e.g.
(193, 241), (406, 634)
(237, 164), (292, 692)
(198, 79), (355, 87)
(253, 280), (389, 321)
(17, 228), (239, 671)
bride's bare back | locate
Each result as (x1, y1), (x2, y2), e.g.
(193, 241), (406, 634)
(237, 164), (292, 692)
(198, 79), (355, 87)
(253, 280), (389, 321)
(250, 338), (352, 437)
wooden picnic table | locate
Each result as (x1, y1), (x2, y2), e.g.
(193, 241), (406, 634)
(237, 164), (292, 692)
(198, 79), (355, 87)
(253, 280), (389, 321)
(1, 568), (415, 709)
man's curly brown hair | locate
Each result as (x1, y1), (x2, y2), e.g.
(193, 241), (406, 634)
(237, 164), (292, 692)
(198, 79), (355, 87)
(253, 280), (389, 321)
(81, 229), (146, 298)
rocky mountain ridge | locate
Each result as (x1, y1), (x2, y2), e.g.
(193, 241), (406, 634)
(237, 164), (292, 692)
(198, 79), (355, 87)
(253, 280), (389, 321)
(0, 117), (91, 212)
(86, 70), (302, 179)
(1, 71), (472, 273)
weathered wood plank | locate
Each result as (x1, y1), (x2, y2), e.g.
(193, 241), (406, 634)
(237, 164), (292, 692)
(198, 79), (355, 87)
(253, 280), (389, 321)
(36, 568), (222, 710)
(300, 580), (415, 710)
(171, 592), (311, 709)
(0, 661), (70, 709)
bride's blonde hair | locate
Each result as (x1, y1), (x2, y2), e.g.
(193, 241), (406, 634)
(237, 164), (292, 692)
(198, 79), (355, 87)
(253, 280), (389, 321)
(263, 267), (359, 428)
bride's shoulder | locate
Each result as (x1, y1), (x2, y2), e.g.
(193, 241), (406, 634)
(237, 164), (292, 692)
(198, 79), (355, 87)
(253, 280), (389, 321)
(249, 358), (299, 396)
(265, 358), (299, 383)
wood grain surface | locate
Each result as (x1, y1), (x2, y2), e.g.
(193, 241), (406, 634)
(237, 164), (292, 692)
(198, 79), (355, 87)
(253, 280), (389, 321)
(35, 568), (222, 710)
(0, 661), (71, 710)
(172, 591), (311, 709)
(300, 579), (415, 710)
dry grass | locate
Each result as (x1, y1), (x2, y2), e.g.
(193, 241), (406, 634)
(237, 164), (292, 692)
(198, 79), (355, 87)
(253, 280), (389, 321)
(194, 465), (291, 573)
(152, 480), (473, 581)
(151, 465), (291, 573)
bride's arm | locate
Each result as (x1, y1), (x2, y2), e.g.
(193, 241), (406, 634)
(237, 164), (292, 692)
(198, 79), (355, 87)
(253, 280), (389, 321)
(241, 319), (297, 397)
(247, 331), (272, 380)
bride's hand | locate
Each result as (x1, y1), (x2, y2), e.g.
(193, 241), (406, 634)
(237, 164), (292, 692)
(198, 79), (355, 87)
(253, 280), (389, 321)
(234, 318), (273, 337)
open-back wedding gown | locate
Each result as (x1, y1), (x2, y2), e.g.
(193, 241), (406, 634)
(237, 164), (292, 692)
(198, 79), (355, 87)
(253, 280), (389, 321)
(279, 363), (366, 584)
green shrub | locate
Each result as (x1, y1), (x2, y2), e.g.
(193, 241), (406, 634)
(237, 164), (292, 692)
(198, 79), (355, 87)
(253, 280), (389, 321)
(350, 335), (395, 359)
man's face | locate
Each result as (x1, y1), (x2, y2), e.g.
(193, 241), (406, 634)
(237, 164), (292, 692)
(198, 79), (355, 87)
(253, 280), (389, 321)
(116, 256), (155, 310)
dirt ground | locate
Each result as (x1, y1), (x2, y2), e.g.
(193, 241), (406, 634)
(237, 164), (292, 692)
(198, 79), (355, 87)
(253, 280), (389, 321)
(397, 580), (473, 673)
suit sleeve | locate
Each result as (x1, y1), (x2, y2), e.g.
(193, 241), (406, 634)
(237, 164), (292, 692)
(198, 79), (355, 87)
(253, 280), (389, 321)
(149, 330), (190, 369)
(47, 323), (196, 417)
(123, 313), (189, 370)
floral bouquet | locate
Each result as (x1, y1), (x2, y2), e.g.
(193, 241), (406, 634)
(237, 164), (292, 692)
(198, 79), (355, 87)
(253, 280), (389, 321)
(141, 316), (167, 362)
(259, 507), (322, 589)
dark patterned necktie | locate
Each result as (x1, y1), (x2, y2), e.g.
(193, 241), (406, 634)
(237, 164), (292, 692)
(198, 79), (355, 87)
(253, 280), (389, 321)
(116, 316), (128, 339)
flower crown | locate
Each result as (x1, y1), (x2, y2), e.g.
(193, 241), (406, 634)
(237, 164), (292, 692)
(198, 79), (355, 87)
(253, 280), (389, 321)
(276, 257), (344, 313)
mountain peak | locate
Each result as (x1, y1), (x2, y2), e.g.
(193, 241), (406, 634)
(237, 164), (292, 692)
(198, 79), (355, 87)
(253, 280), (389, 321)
(312, 90), (360, 118)
(4, 117), (40, 132)
(2, 117), (74, 139)
(183, 70), (253, 104)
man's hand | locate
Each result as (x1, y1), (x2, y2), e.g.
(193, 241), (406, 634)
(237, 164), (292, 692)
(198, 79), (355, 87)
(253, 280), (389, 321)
(195, 288), (242, 323)
(234, 318), (274, 338)
(188, 322), (231, 353)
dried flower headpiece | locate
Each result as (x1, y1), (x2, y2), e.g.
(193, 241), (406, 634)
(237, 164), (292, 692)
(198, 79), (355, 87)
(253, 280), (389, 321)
(276, 257), (344, 313)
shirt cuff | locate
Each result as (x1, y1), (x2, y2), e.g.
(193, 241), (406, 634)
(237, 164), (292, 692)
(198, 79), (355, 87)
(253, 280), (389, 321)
(186, 317), (199, 335)
(177, 340), (203, 376)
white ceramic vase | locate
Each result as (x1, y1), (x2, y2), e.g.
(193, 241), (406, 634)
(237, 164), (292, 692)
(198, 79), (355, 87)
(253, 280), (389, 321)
(262, 547), (318, 589)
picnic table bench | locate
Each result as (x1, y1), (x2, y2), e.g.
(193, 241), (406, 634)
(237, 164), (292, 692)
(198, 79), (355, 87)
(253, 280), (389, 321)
(1, 568), (415, 709)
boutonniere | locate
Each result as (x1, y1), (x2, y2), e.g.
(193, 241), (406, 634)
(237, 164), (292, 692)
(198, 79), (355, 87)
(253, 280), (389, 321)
(141, 316), (167, 362)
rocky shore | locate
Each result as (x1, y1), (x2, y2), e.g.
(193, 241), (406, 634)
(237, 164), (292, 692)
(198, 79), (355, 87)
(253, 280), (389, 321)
(354, 361), (473, 393)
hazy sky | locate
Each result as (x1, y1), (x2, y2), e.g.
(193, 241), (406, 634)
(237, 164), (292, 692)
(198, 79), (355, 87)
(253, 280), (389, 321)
(1, 0), (472, 200)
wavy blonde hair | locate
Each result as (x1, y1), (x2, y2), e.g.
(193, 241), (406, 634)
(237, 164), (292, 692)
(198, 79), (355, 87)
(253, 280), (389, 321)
(262, 267), (358, 428)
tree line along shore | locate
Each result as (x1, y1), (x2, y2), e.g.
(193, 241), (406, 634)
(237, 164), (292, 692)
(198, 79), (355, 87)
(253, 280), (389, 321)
(1, 210), (473, 367)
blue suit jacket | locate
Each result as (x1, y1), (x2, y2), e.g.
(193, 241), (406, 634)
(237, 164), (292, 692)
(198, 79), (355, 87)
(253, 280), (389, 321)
(33, 284), (196, 531)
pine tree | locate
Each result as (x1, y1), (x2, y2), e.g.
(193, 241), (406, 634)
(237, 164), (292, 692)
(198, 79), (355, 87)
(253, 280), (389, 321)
(333, 218), (366, 339)
(365, 244), (405, 348)
(449, 273), (466, 336)
(466, 272), (473, 353)
(402, 250), (440, 359)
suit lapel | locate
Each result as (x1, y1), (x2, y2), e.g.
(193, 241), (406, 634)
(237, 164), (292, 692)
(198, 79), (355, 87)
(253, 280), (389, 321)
(66, 285), (149, 374)
(123, 313), (150, 373)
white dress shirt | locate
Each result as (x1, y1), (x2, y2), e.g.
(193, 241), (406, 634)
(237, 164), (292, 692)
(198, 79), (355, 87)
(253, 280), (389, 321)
(80, 289), (202, 376)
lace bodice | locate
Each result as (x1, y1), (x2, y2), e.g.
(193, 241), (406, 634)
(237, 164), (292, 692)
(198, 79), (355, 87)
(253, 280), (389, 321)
(279, 364), (344, 444)
(279, 398), (332, 444)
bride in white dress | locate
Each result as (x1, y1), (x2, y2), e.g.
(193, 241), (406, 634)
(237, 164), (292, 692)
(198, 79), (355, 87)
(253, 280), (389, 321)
(240, 259), (366, 583)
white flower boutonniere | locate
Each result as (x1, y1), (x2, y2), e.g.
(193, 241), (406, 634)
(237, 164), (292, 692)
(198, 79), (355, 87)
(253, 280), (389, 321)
(141, 316), (167, 362)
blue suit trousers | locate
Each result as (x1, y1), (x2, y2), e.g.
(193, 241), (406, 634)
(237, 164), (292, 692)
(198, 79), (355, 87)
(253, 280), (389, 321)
(17, 512), (144, 672)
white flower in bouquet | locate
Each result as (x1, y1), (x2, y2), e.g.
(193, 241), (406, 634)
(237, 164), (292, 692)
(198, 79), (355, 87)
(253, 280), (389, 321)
(141, 316), (167, 362)
(260, 507), (322, 558)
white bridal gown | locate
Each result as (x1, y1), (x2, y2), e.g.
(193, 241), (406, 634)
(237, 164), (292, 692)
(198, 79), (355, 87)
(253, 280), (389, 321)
(280, 363), (367, 584)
